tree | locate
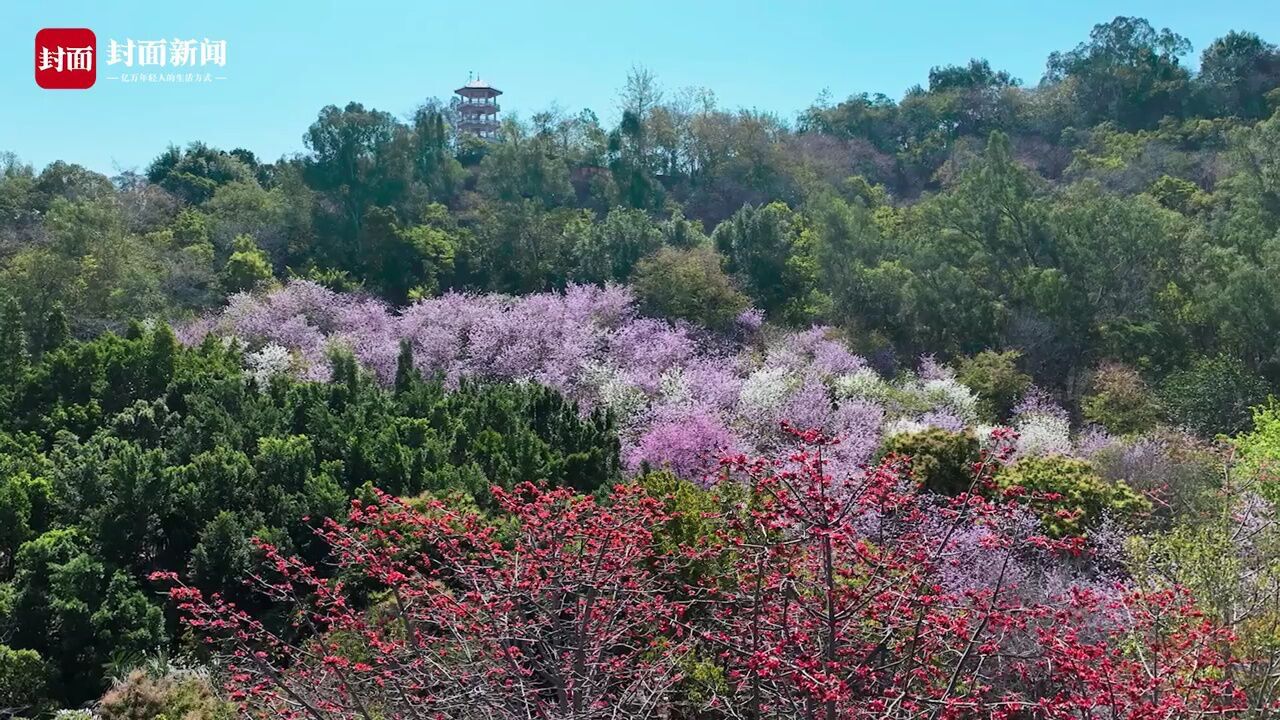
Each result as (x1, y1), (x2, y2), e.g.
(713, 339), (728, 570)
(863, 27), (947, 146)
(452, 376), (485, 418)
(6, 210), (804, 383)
(38, 303), (69, 355)
(0, 644), (47, 717)
(1197, 31), (1280, 120)
(995, 454), (1150, 536)
(146, 143), (257, 205)
(954, 349), (1032, 421)
(221, 234), (274, 293)
(357, 205), (456, 302)
(572, 207), (665, 283)
(630, 246), (749, 330)
(466, 201), (582, 293)
(879, 428), (980, 495)
(1082, 362), (1163, 434)
(1160, 355), (1269, 436)
(477, 121), (574, 207)
(156, 483), (689, 719)
(158, 430), (1249, 719)
(1044, 16), (1193, 129)
(0, 295), (27, 404)
(303, 102), (411, 241)
(712, 202), (806, 316)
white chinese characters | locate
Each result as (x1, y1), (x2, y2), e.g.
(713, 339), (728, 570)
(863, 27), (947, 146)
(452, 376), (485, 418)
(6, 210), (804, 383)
(105, 38), (226, 68)
(38, 45), (94, 73)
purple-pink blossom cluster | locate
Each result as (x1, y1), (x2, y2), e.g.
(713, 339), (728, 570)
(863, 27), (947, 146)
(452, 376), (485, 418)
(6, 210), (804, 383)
(182, 281), (1192, 489)
(185, 282), (913, 482)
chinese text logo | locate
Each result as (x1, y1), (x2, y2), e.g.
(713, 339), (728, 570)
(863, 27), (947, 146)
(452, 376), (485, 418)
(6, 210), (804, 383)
(35, 28), (96, 89)
(105, 38), (226, 68)
(36, 30), (229, 88)
(105, 38), (228, 83)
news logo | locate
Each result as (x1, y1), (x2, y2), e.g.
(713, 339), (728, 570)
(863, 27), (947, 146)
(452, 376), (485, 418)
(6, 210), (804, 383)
(35, 29), (229, 88)
(35, 28), (97, 89)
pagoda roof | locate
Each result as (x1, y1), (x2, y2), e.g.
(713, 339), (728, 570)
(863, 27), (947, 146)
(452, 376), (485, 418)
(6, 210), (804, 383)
(455, 78), (502, 95)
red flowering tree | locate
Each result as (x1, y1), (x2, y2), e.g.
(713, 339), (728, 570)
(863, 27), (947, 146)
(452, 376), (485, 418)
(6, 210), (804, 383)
(155, 427), (1253, 719)
(154, 482), (692, 719)
(694, 426), (1247, 719)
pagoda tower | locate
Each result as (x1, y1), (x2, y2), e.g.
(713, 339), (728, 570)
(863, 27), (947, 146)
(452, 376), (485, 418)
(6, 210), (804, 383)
(455, 76), (502, 139)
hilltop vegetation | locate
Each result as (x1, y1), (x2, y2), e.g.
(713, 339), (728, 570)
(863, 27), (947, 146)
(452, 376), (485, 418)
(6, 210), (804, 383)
(8, 14), (1280, 718)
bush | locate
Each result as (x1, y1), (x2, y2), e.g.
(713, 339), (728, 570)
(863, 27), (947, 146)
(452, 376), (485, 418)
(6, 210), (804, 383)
(97, 666), (233, 720)
(631, 246), (751, 331)
(1160, 355), (1269, 437)
(1234, 399), (1280, 503)
(1082, 363), (1162, 435)
(880, 428), (981, 495)
(996, 455), (1150, 536)
(1085, 428), (1220, 526)
(0, 644), (47, 716)
(220, 233), (273, 293)
(954, 350), (1032, 421)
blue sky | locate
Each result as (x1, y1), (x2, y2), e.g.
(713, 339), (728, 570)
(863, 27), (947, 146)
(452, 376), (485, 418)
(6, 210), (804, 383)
(3, 0), (1279, 175)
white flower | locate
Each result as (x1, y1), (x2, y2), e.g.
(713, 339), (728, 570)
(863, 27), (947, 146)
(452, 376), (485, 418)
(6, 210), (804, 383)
(833, 368), (887, 402)
(920, 378), (980, 424)
(1015, 413), (1072, 458)
(582, 362), (648, 429)
(658, 367), (691, 407)
(884, 418), (930, 437)
(244, 343), (293, 388)
(738, 366), (794, 418)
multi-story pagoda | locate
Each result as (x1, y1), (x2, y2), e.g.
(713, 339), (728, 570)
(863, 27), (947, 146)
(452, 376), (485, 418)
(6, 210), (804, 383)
(455, 76), (501, 139)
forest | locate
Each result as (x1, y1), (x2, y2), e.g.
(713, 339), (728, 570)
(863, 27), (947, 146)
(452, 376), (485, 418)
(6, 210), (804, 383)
(6, 13), (1280, 718)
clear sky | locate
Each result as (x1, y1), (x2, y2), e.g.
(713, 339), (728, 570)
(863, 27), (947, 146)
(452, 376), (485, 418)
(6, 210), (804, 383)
(3, 0), (1279, 176)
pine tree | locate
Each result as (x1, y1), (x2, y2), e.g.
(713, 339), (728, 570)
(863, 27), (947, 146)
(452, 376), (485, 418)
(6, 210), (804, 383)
(395, 338), (418, 394)
(0, 296), (28, 393)
(39, 303), (69, 355)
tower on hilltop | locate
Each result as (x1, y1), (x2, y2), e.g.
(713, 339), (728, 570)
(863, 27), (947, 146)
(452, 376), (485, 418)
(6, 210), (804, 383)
(455, 75), (501, 139)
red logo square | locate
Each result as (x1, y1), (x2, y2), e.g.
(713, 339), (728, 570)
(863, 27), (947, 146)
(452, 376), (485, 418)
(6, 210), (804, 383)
(35, 28), (97, 89)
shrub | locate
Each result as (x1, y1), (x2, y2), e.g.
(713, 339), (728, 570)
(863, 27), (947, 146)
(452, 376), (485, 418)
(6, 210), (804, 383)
(631, 246), (751, 331)
(1160, 355), (1269, 437)
(220, 234), (273, 293)
(996, 455), (1150, 535)
(97, 666), (233, 720)
(1085, 428), (1221, 525)
(1082, 363), (1162, 435)
(954, 349), (1032, 421)
(879, 428), (980, 495)
(1234, 399), (1280, 502)
(0, 644), (47, 716)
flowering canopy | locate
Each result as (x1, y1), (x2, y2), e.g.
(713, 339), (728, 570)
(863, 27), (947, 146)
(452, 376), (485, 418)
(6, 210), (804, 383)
(155, 428), (1255, 720)
(184, 282), (996, 482)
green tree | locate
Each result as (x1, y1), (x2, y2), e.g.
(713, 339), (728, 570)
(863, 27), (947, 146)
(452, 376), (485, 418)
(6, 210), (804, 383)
(631, 246), (750, 331)
(880, 429), (981, 496)
(145, 142), (257, 205)
(1044, 16), (1192, 129)
(996, 455), (1149, 536)
(1196, 31), (1280, 120)
(221, 234), (274, 293)
(303, 102), (411, 242)
(1160, 355), (1269, 436)
(712, 202), (812, 317)
(573, 207), (665, 283)
(0, 644), (47, 716)
(954, 350), (1032, 421)
(0, 295), (27, 405)
(1082, 363), (1162, 434)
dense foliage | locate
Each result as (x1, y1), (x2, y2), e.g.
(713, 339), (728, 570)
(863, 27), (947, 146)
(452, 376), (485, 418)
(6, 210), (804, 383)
(154, 430), (1253, 719)
(0, 309), (619, 712)
(5, 17), (1280, 404)
(8, 13), (1280, 718)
